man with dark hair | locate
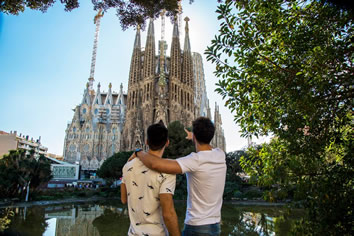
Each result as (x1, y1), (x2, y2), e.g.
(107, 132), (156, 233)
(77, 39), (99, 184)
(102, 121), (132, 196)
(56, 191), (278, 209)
(121, 121), (180, 236)
(133, 117), (226, 236)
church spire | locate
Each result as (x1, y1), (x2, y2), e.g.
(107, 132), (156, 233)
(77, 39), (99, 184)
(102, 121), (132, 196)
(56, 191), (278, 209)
(170, 19), (181, 81)
(129, 26), (142, 85)
(93, 82), (102, 105)
(81, 82), (92, 105)
(183, 17), (191, 52)
(105, 83), (113, 105)
(134, 25), (141, 49)
(182, 17), (193, 87)
(143, 19), (156, 78)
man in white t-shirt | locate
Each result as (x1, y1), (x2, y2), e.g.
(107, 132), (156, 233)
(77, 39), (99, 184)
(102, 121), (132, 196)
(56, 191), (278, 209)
(134, 117), (226, 236)
(121, 121), (181, 236)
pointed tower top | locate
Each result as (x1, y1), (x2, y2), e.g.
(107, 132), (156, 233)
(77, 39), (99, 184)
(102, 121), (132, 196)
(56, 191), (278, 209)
(134, 26), (141, 49)
(98, 82), (101, 88)
(120, 83), (123, 91)
(147, 18), (154, 37)
(184, 17), (190, 32)
(184, 16), (191, 52)
(173, 21), (179, 38)
(109, 83), (112, 89)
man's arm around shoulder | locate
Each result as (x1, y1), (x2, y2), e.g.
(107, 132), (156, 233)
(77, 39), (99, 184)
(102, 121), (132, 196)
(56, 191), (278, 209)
(160, 193), (181, 236)
(137, 152), (182, 174)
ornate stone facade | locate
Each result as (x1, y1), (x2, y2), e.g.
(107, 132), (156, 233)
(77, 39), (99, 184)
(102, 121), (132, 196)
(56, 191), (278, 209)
(122, 18), (195, 150)
(63, 83), (126, 170)
(192, 52), (226, 151)
(63, 17), (225, 170)
(193, 52), (209, 118)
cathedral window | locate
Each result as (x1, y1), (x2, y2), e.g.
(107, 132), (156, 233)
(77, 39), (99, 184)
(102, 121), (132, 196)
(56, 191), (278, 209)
(69, 144), (76, 152)
(181, 90), (184, 105)
(82, 108), (87, 114)
(147, 84), (149, 100)
(94, 109), (98, 115)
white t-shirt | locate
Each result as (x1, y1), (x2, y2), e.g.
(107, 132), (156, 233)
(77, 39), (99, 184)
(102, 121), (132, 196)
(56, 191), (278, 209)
(122, 158), (176, 236)
(176, 148), (226, 226)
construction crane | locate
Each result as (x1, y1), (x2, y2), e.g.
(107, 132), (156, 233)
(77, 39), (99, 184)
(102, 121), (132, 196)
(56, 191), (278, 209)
(88, 9), (104, 93)
(178, 0), (182, 38)
(160, 9), (166, 40)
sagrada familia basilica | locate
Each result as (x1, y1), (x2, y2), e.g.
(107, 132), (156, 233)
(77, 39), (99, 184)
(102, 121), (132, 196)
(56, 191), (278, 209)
(63, 13), (225, 170)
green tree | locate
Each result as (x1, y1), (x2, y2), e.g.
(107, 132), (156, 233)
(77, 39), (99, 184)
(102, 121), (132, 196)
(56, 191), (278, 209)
(223, 150), (246, 199)
(0, 0), (188, 30)
(206, 0), (353, 234)
(164, 120), (195, 199)
(96, 151), (133, 186)
(226, 150), (247, 180)
(164, 120), (195, 159)
(0, 149), (52, 199)
(0, 208), (14, 233)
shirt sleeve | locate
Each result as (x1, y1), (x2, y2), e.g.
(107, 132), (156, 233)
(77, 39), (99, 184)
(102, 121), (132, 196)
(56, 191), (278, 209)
(176, 152), (199, 173)
(159, 174), (176, 195)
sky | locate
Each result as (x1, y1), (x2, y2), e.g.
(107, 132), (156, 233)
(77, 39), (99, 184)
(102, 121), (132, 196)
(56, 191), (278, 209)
(0, 1), (268, 155)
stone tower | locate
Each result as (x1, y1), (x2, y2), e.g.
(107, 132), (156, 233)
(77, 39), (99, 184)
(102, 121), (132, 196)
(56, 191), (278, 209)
(211, 103), (226, 151)
(122, 18), (196, 151)
(64, 16), (227, 170)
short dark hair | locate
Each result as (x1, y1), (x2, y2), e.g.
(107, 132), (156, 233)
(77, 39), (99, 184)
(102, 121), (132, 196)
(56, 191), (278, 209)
(192, 117), (215, 144)
(147, 120), (168, 151)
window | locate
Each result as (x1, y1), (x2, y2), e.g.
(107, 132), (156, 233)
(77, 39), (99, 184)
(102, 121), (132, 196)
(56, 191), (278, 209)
(69, 144), (76, 151)
(82, 108), (87, 114)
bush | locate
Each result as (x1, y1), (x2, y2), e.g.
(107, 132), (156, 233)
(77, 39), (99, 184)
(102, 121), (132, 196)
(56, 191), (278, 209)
(243, 189), (263, 199)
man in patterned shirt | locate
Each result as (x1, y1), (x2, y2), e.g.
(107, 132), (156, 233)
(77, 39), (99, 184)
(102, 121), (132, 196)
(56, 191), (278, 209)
(121, 121), (180, 236)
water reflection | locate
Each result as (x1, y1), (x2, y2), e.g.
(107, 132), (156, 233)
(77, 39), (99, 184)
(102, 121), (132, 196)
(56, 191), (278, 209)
(1, 201), (302, 236)
(221, 205), (300, 236)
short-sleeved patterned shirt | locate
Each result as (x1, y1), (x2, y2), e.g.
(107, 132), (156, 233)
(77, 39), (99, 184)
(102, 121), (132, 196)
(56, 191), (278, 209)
(122, 158), (176, 236)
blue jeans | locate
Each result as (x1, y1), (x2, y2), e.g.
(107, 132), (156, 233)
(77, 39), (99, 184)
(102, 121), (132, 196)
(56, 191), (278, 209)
(182, 223), (221, 236)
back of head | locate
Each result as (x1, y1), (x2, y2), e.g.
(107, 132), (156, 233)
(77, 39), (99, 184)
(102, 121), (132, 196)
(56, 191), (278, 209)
(192, 117), (215, 145)
(147, 120), (168, 151)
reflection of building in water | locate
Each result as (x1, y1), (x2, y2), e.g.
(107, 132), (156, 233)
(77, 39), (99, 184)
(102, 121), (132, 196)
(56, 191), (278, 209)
(45, 205), (107, 236)
(241, 212), (275, 236)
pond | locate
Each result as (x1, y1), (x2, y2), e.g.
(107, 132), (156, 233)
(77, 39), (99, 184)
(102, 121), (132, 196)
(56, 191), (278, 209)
(1, 200), (303, 236)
